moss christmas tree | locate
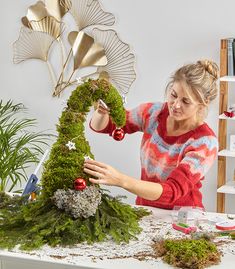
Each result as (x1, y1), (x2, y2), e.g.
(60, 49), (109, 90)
(0, 79), (148, 250)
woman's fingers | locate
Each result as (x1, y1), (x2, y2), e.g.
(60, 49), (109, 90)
(83, 167), (103, 178)
(84, 162), (105, 173)
(89, 178), (107, 185)
(98, 99), (108, 109)
(84, 159), (107, 169)
(83, 159), (116, 186)
(96, 100), (110, 114)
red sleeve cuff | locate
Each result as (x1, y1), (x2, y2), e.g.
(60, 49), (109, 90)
(157, 182), (176, 204)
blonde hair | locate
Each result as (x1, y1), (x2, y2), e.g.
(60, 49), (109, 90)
(166, 60), (219, 119)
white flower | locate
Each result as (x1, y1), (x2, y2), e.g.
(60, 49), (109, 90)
(66, 141), (76, 150)
(84, 155), (93, 161)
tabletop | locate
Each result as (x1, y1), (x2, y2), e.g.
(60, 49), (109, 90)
(0, 207), (235, 269)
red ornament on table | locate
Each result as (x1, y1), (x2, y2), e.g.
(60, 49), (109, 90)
(224, 111), (234, 118)
(74, 178), (86, 191)
(112, 128), (125, 141)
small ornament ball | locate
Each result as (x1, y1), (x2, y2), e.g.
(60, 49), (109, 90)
(74, 178), (86, 191)
(112, 128), (125, 141)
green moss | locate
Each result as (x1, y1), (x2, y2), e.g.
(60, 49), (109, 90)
(0, 79), (150, 250)
(153, 238), (221, 269)
(41, 79), (126, 198)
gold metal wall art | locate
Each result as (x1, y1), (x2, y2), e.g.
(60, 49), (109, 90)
(68, 31), (107, 70)
(22, 0), (71, 23)
(13, 27), (55, 63)
(69, 0), (115, 30)
(13, 0), (136, 98)
(44, 0), (72, 21)
(53, 31), (107, 96)
(22, 16), (65, 40)
(92, 28), (136, 95)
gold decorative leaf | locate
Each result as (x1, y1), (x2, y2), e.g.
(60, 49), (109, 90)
(22, 0), (71, 27)
(21, 1), (48, 23)
(13, 27), (55, 63)
(45, 0), (71, 21)
(23, 16), (65, 39)
(68, 31), (107, 70)
(69, 0), (115, 31)
(92, 28), (136, 95)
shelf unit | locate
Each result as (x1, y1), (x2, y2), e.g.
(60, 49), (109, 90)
(217, 39), (235, 212)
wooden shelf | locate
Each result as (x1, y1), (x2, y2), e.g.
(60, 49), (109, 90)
(219, 114), (235, 120)
(218, 149), (235, 157)
(220, 76), (235, 82)
(217, 180), (235, 194)
(217, 39), (235, 213)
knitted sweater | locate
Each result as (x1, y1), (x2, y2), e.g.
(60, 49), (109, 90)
(90, 102), (218, 209)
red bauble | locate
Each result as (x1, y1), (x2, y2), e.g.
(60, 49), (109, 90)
(224, 111), (234, 118)
(112, 128), (125, 141)
(74, 178), (86, 191)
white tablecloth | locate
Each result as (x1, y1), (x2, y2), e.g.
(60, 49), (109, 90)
(0, 207), (235, 269)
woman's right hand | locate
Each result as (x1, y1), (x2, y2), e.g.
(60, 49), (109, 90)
(96, 99), (109, 114)
(90, 99), (110, 131)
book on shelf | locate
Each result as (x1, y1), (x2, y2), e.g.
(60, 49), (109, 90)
(227, 38), (234, 76)
(224, 38), (235, 76)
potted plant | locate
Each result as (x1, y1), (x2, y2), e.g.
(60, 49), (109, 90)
(0, 100), (51, 193)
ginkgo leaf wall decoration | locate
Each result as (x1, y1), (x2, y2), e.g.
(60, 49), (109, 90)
(13, 0), (136, 98)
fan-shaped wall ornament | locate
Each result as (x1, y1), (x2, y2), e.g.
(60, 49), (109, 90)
(13, 27), (55, 63)
(45, 0), (72, 21)
(68, 31), (107, 70)
(22, 16), (65, 40)
(69, 0), (115, 31)
(22, 0), (71, 23)
(92, 28), (136, 96)
(13, 0), (136, 97)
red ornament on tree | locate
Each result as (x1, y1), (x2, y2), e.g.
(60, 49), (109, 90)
(74, 178), (86, 191)
(112, 128), (125, 141)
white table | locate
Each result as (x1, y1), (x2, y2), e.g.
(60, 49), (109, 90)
(0, 207), (235, 269)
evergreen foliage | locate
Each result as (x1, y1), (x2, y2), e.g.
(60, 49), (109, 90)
(0, 192), (148, 250)
(0, 79), (149, 250)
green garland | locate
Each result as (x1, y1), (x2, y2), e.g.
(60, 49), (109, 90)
(0, 79), (149, 250)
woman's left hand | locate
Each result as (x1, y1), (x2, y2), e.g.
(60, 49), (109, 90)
(83, 159), (123, 186)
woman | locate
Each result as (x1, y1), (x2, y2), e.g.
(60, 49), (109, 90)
(84, 60), (219, 209)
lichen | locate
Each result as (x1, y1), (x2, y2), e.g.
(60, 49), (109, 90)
(52, 186), (102, 218)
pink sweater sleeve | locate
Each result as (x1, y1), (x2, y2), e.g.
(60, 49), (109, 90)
(155, 136), (218, 206)
(89, 102), (163, 135)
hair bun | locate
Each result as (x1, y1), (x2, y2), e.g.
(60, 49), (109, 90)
(197, 60), (219, 80)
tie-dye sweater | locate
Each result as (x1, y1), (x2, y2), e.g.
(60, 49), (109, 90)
(90, 102), (218, 209)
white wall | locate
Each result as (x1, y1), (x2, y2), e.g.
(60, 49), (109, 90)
(1, 0), (235, 213)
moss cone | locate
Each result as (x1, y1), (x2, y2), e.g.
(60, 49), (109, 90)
(0, 79), (149, 250)
(41, 79), (126, 198)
